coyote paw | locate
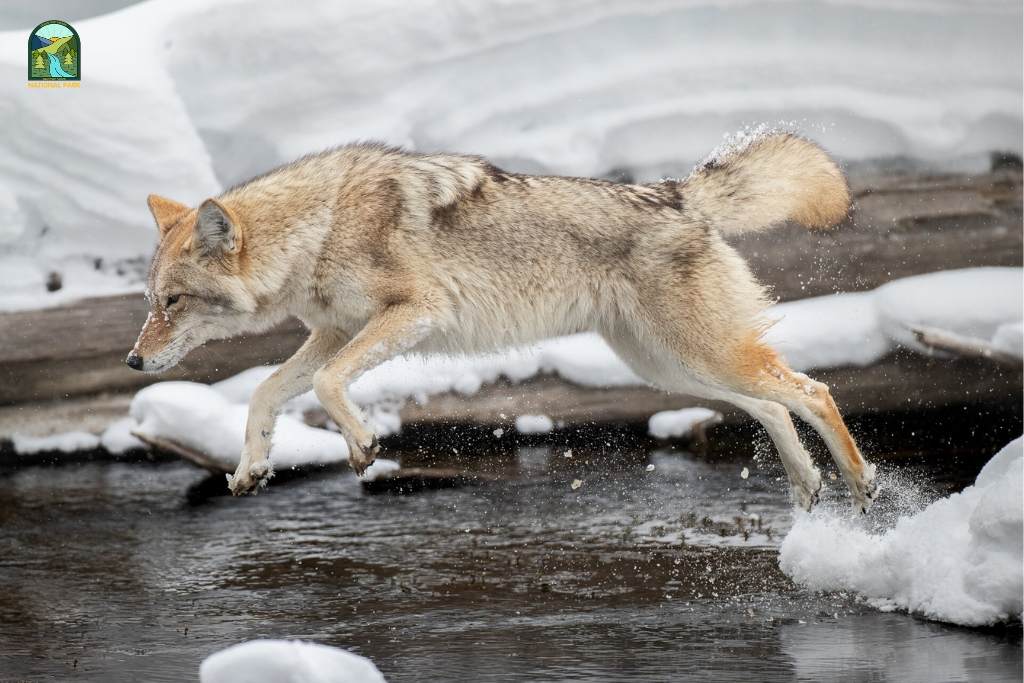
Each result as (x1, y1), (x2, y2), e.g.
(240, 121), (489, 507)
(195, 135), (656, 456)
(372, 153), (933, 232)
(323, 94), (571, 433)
(792, 470), (823, 512)
(227, 459), (274, 496)
(850, 463), (879, 515)
(348, 434), (380, 477)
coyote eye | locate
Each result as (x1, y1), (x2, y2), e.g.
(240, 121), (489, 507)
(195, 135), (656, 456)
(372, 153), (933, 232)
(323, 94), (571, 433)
(165, 294), (181, 308)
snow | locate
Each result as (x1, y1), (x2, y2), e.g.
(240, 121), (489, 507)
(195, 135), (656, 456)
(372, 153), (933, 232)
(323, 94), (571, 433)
(358, 458), (402, 482)
(515, 414), (555, 434)
(128, 380), (399, 476)
(873, 267), (1024, 353)
(207, 334), (644, 432)
(648, 407), (723, 440)
(780, 437), (1024, 627)
(130, 381), (349, 470)
(992, 322), (1024, 358)
(99, 417), (145, 454)
(11, 430), (100, 454)
(767, 267), (1022, 370)
(199, 639), (386, 683)
(1, 0), (1020, 310)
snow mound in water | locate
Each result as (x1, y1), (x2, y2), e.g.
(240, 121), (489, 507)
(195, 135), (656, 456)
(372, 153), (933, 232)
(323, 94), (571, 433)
(129, 380), (398, 479)
(200, 639), (386, 683)
(779, 437), (1024, 627)
(515, 414), (555, 434)
(131, 381), (347, 470)
(648, 407), (722, 439)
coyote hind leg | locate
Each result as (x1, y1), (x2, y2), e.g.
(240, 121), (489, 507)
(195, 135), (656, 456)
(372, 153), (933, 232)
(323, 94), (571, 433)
(729, 338), (878, 513)
(705, 390), (823, 511)
(600, 327), (822, 510)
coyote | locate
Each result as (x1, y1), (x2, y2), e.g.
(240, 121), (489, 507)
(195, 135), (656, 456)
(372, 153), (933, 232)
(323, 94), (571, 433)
(128, 133), (877, 512)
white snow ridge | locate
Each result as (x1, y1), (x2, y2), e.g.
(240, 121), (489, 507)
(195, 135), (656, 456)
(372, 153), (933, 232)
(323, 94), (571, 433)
(200, 640), (386, 683)
(780, 437), (1024, 627)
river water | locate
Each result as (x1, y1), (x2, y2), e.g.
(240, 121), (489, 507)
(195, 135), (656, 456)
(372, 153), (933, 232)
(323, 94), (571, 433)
(1, 442), (1020, 682)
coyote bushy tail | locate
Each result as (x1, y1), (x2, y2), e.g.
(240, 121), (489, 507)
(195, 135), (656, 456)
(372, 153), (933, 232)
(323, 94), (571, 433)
(677, 132), (850, 235)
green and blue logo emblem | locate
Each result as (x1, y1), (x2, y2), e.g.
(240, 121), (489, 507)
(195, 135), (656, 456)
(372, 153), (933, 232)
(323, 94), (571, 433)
(28, 20), (80, 81)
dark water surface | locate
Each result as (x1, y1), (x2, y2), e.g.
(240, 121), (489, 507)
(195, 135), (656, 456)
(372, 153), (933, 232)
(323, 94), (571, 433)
(1, 445), (1020, 682)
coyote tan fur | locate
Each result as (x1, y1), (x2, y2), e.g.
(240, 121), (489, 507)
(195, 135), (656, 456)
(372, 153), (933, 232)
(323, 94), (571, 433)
(128, 133), (877, 512)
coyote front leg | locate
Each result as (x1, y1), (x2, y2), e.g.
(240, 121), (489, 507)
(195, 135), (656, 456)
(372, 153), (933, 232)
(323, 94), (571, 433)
(229, 328), (348, 495)
(313, 303), (436, 475)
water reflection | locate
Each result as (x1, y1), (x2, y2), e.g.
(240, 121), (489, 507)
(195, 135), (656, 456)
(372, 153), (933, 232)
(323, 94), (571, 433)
(780, 614), (1023, 683)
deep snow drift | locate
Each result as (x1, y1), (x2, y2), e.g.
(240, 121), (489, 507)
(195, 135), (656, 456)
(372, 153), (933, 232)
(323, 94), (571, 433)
(780, 437), (1024, 627)
(200, 640), (385, 683)
(0, 0), (1020, 309)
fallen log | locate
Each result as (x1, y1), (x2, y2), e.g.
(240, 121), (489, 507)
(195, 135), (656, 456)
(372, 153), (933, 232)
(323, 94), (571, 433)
(909, 325), (1023, 368)
(130, 430), (502, 495)
(0, 168), (1019, 405)
(391, 350), (1021, 428)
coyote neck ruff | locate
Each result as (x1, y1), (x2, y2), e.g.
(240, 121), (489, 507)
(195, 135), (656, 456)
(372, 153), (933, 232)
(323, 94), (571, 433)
(129, 133), (877, 513)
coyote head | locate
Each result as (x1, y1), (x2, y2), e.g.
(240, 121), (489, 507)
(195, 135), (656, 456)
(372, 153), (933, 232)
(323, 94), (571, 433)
(126, 195), (258, 373)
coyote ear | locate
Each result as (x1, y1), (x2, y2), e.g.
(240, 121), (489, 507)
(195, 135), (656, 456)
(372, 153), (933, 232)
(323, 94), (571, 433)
(195, 198), (241, 256)
(147, 194), (190, 238)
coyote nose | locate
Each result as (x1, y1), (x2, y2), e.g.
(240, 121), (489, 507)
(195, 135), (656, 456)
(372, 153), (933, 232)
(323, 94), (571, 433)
(125, 353), (144, 371)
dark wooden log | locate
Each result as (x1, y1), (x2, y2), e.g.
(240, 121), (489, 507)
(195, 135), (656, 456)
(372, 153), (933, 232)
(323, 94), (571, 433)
(394, 350), (1021, 428)
(0, 293), (306, 404)
(0, 169), (1019, 405)
(733, 169), (1023, 300)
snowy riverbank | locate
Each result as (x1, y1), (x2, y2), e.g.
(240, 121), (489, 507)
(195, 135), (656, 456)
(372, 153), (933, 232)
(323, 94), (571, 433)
(1, 0), (1020, 310)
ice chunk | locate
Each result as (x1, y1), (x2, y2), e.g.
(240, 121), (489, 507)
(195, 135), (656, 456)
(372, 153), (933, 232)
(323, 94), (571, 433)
(199, 639), (385, 683)
(515, 414), (554, 434)
(648, 407), (722, 440)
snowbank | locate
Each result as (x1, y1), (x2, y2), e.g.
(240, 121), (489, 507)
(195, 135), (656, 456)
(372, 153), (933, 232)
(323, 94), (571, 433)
(99, 417), (145, 454)
(1, 0), (1020, 310)
(12, 430), (100, 454)
(200, 639), (385, 683)
(128, 380), (398, 477)
(648, 407), (723, 440)
(766, 267), (1022, 370)
(0, 0), (221, 309)
(130, 381), (347, 471)
(780, 437), (1024, 627)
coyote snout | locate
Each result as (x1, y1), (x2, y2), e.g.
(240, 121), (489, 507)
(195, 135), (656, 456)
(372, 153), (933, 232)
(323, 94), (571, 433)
(130, 132), (877, 513)
(128, 195), (258, 373)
